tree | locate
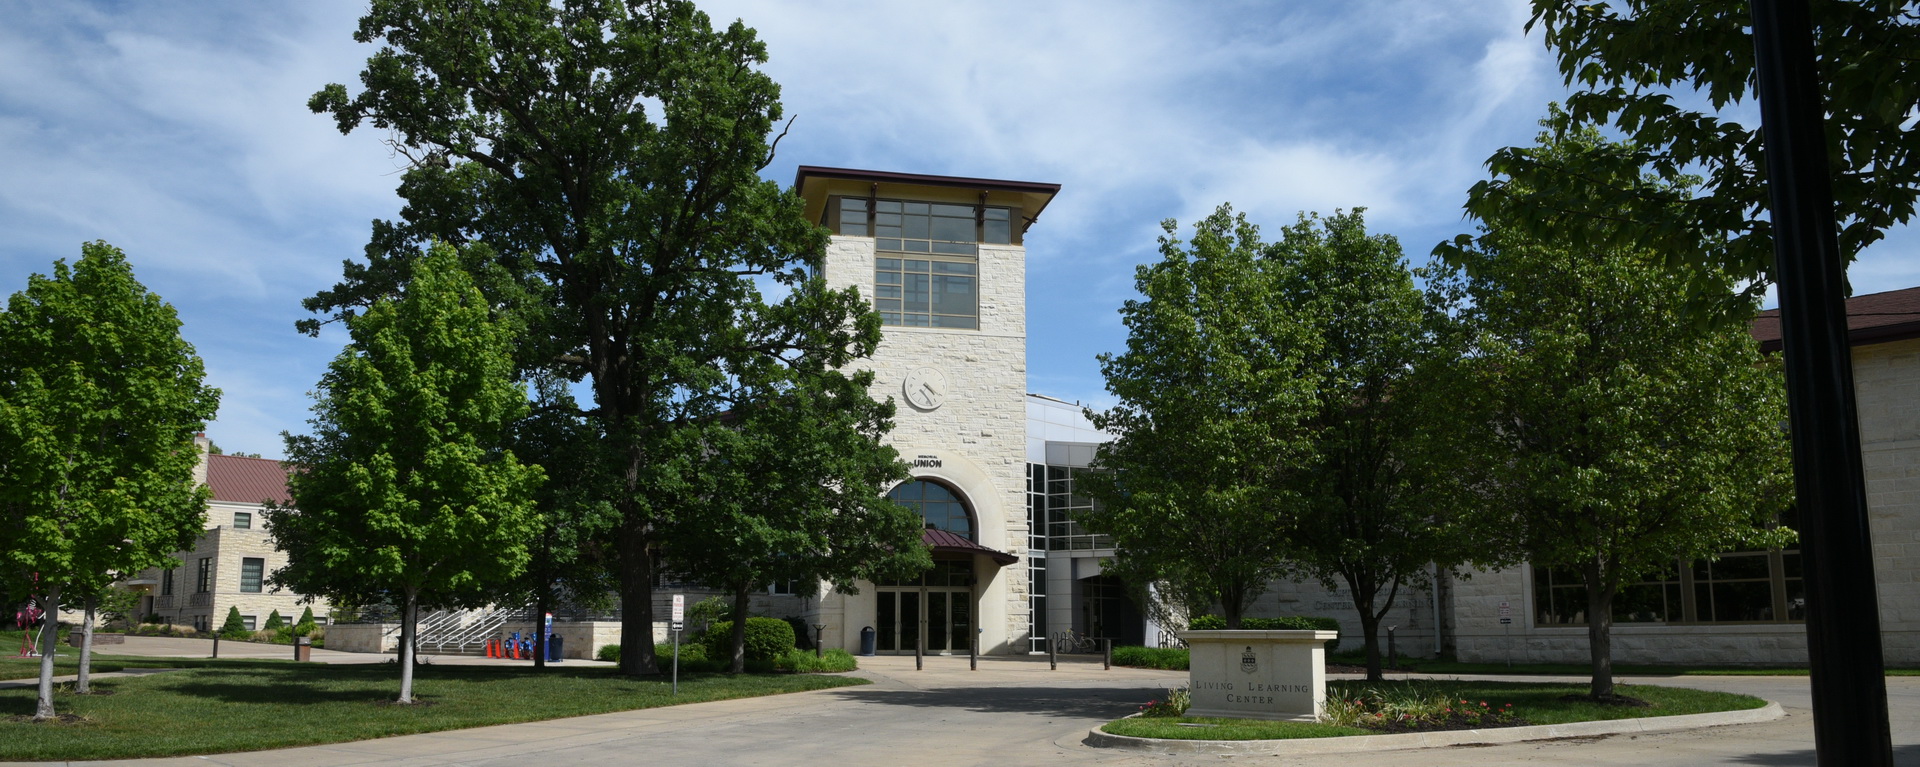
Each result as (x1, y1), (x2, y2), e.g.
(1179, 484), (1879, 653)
(1079, 205), (1320, 629)
(305, 0), (877, 676)
(270, 244), (544, 703)
(0, 241), (220, 720)
(1266, 210), (1470, 681)
(665, 360), (927, 673)
(503, 373), (618, 671)
(1442, 128), (1796, 699)
(220, 606), (248, 639)
(1467, 1), (1920, 308)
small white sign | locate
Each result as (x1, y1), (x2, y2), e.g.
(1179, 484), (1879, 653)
(672, 594), (685, 622)
(1498, 601), (1512, 617)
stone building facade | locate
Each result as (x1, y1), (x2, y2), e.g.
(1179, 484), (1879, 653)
(133, 437), (332, 631)
(795, 166), (1057, 655)
(1450, 287), (1920, 666)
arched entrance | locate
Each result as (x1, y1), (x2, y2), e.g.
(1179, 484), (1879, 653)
(873, 479), (1000, 654)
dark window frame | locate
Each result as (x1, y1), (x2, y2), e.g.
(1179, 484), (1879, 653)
(239, 557), (265, 593)
(887, 478), (977, 541)
(195, 558), (213, 593)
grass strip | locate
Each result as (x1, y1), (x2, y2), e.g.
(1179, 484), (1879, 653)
(1103, 680), (1765, 741)
(0, 661), (864, 761)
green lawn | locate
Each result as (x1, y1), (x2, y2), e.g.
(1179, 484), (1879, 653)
(1103, 680), (1766, 741)
(0, 660), (865, 761)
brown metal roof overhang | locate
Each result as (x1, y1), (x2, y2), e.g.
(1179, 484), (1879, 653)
(922, 528), (1018, 566)
(1751, 285), (1920, 353)
(792, 165), (1061, 235)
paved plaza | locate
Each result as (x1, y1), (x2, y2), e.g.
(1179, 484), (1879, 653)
(5, 637), (1918, 766)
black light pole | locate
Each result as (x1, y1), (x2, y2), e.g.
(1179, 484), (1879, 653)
(1749, 2), (1894, 764)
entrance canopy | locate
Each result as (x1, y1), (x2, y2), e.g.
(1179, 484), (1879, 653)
(923, 528), (1017, 566)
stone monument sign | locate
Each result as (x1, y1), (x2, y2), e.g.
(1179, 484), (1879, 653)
(1179, 629), (1337, 721)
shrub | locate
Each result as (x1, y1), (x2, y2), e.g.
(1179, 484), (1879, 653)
(1137, 686), (1191, 717)
(219, 607), (250, 640)
(776, 648), (858, 673)
(601, 642), (727, 671)
(1320, 681), (1521, 730)
(656, 641), (707, 663)
(264, 610), (285, 631)
(1112, 645), (1190, 670)
(293, 617), (317, 638)
(701, 617), (797, 663)
(686, 596), (731, 635)
(1189, 615), (1341, 653)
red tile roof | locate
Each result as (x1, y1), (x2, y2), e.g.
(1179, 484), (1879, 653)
(1752, 285), (1920, 352)
(206, 454), (292, 505)
(922, 528), (1018, 566)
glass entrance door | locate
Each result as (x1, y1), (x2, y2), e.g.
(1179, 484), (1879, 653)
(876, 589), (971, 653)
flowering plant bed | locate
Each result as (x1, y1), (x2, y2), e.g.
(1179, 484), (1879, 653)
(1103, 680), (1764, 741)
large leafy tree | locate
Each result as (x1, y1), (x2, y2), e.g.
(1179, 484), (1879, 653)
(1442, 128), (1796, 699)
(0, 242), (220, 720)
(1267, 210), (1470, 681)
(666, 361), (927, 673)
(504, 374), (617, 671)
(1469, 1), (1920, 308)
(1079, 206), (1319, 628)
(305, 0), (874, 676)
(271, 244), (544, 703)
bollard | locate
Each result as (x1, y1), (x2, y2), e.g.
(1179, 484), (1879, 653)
(211, 634), (219, 659)
(1103, 638), (1111, 670)
(915, 635), (922, 671)
(1049, 634), (1057, 671)
(970, 632), (977, 671)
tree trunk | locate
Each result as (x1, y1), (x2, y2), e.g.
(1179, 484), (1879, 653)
(730, 582), (751, 674)
(1582, 560), (1616, 699)
(1356, 599), (1383, 682)
(397, 591), (418, 704)
(33, 584), (60, 720)
(76, 597), (96, 694)
(616, 512), (660, 676)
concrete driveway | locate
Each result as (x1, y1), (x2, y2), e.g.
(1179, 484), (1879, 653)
(6, 642), (1917, 766)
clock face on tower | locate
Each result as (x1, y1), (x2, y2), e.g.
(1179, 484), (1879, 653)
(903, 366), (948, 410)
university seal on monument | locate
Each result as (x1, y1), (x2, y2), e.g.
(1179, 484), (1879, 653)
(1240, 646), (1257, 673)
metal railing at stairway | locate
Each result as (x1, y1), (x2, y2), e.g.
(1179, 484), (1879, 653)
(416, 605), (530, 656)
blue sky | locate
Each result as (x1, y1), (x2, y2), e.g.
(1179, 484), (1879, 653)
(3, 1), (1915, 459)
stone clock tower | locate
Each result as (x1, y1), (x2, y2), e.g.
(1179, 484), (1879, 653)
(794, 166), (1059, 655)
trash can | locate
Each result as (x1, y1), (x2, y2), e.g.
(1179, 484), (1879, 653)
(293, 635), (312, 662)
(859, 626), (876, 656)
(547, 633), (564, 662)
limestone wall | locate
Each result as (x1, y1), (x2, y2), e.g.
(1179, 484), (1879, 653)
(819, 236), (1030, 654)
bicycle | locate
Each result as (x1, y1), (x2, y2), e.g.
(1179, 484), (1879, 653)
(1053, 630), (1098, 654)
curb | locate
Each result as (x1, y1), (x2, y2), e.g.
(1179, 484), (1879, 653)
(1084, 700), (1785, 755)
